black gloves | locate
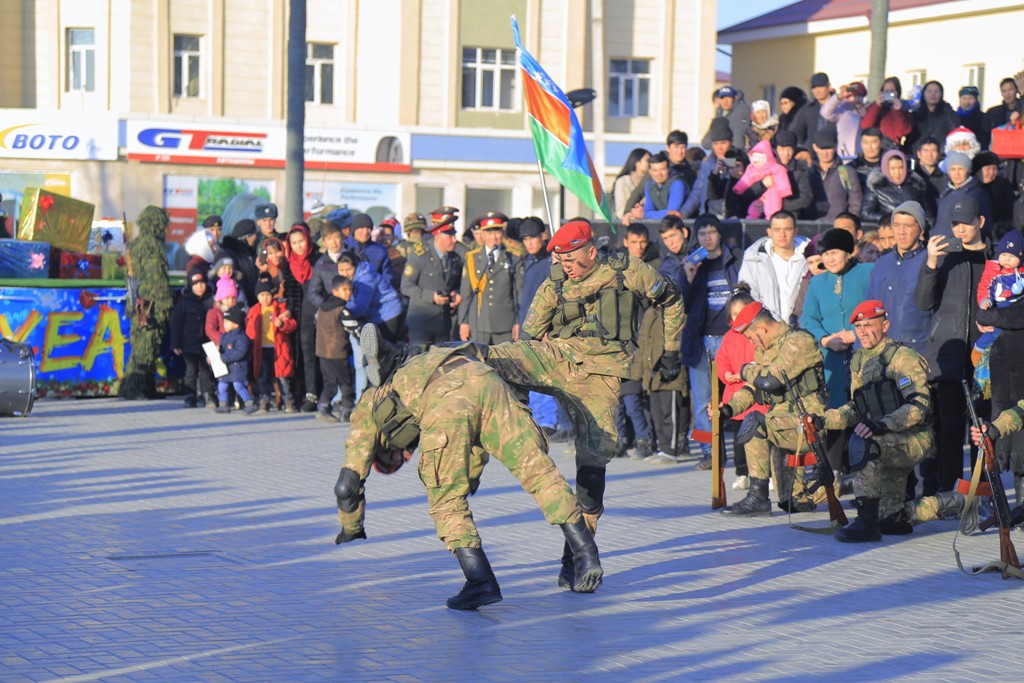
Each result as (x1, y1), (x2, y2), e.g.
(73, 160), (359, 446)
(334, 529), (367, 545)
(981, 420), (1001, 441)
(719, 403), (734, 420)
(862, 419), (889, 436)
(809, 414), (826, 432)
(657, 351), (682, 382)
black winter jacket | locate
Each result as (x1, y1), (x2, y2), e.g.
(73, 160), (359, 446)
(861, 170), (933, 223)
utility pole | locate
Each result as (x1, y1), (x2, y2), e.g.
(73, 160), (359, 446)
(284, 0), (307, 227)
(868, 0), (889, 96)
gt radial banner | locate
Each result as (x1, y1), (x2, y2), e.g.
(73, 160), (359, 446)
(0, 109), (119, 160)
(125, 120), (410, 172)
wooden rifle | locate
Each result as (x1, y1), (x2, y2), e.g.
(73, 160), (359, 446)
(780, 370), (848, 528)
(962, 381), (1021, 578)
(709, 353), (726, 509)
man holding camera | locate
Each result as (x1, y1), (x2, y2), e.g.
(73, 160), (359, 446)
(914, 196), (990, 496)
(401, 207), (464, 344)
(682, 118), (747, 218)
(820, 81), (867, 159)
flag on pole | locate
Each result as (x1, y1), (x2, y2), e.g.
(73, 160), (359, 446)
(511, 17), (612, 223)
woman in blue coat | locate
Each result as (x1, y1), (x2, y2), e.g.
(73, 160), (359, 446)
(799, 228), (874, 409)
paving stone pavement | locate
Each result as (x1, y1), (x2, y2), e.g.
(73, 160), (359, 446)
(3, 397), (1024, 682)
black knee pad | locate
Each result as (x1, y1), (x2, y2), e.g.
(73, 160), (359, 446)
(575, 466), (606, 514)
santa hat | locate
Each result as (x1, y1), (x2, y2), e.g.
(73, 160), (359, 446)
(944, 126), (981, 158)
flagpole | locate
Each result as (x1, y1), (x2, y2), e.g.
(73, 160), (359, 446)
(536, 158), (557, 232)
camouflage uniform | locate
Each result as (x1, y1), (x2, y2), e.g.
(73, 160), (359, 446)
(823, 337), (934, 519)
(725, 324), (825, 503)
(485, 254), (683, 522)
(337, 346), (581, 550)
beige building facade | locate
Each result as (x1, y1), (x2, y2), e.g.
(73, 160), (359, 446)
(720, 0), (1024, 113)
(1, 0), (718, 239)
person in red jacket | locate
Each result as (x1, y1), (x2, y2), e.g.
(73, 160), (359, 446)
(860, 77), (913, 147)
(716, 287), (769, 491)
(246, 277), (298, 413)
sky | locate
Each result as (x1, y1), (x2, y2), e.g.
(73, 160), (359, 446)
(715, 0), (797, 74)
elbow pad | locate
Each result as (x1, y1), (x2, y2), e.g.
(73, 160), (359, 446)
(334, 468), (365, 513)
(753, 374), (784, 395)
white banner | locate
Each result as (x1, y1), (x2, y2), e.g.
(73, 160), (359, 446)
(125, 119), (410, 171)
(0, 110), (119, 160)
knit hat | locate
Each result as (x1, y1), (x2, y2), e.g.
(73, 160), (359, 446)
(751, 99), (770, 113)
(186, 267), (208, 286)
(774, 129), (798, 148)
(997, 230), (1024, 259)
(780, 86), (805, 103)
(892, 201), (926, 230)
(817, 228), (855, 254)
(232, 219), (257, 237)
(958, 85), (980, 99)
(223, 306), (244, 326)
(708, 117), (732, 142)
(211, 255), (235, 274)
(214, 277), (238, 301)
(351, 213), (374, 230)
(945, 151), (972, 171)
(255, 278), (274, 296)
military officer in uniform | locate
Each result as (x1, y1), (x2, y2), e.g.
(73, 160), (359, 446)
(718, 301), (827, 517)
(395, 211), (427, 260)
(333, 334), (604, 610)
(820, 300), (935, 542)
(400, 207), (463, 344)
(254, 202), (279, 246)
(481, 219), (684, 588)
(459, 211), (522, 344)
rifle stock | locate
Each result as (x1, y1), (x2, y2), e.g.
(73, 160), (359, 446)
(710, 355), (726, 509)
(781, 370), (848, 527)
(962, 381), (1022, 577)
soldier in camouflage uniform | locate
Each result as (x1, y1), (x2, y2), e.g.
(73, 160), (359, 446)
(718, 301), (827, 516)
(819, 300), (935, 542)
(333, 334), (603, 610)
(394, 211), (426, 261)
(482, 219), (684, 588)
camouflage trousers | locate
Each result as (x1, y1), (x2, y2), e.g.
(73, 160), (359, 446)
(745, 410), (812, 503)
(852, 430), (933, 519)
(485, 340), (621, 467)
(418, 361), (581, 551)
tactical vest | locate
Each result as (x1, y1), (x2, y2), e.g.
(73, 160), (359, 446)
(851, 342), (906, 422)
(548, 252), (637, 343)
(757, 365), (825, 406)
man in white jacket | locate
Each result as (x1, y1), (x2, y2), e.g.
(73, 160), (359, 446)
(737, 210), (810, 325)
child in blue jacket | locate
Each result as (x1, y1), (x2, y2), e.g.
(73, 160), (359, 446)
(216, 306), (257, 415)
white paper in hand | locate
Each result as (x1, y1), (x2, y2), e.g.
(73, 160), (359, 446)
(203, 341), (229, 378)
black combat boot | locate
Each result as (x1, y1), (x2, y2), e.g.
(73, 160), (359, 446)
(556, 541), (575, 589)
(835, 497), (882, 543)
(879, 508), (913, 535)
(361, 324), (407, 387)
(560, 519), (603, 593)
(720, 478), (771, 516)
(446, 547), (503, 610)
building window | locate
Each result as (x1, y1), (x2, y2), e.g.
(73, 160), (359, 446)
(461, 47), (517, 111)
(173, 35), (202, 98)
(908, 70), (928, 88)
(608, 59), (650, 118)
(964, 63), (985, 102)
(67, 28), (95, 93)
(762, 85), (776, 107)
(305, 43), (335, 105)
(466, 187), (512, 220)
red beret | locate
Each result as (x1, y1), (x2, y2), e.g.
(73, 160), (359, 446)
(849, 299), (887, 324)
(546, 220), (593, 253)
(731, 301), (763, 334)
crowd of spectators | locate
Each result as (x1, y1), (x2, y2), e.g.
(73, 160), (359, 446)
(167, 68), (1024, 501)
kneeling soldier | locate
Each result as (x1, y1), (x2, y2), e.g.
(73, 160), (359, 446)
(719, 302), (827, 516)
(333, 327), (603, 610)
(821, 300), (935, 542)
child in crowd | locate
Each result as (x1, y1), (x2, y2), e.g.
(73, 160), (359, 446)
(257, 238), (287, 297)
(315, 275), (356, 423)
(246, 278), (298, 413)
(716, 287), (768, 491)
(170, 268), (214, 408)
(216, 305), (257, 415)
(206, 277), (238, 346)
(210, 255), (248, 309)
(973, 229), (1024, 395)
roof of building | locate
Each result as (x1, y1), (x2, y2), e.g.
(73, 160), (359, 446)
(719, 0), (950, 35)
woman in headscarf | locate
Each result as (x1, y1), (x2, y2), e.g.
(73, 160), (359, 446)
(861, 149), (933, 223)
(282, 223), (322, 412)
